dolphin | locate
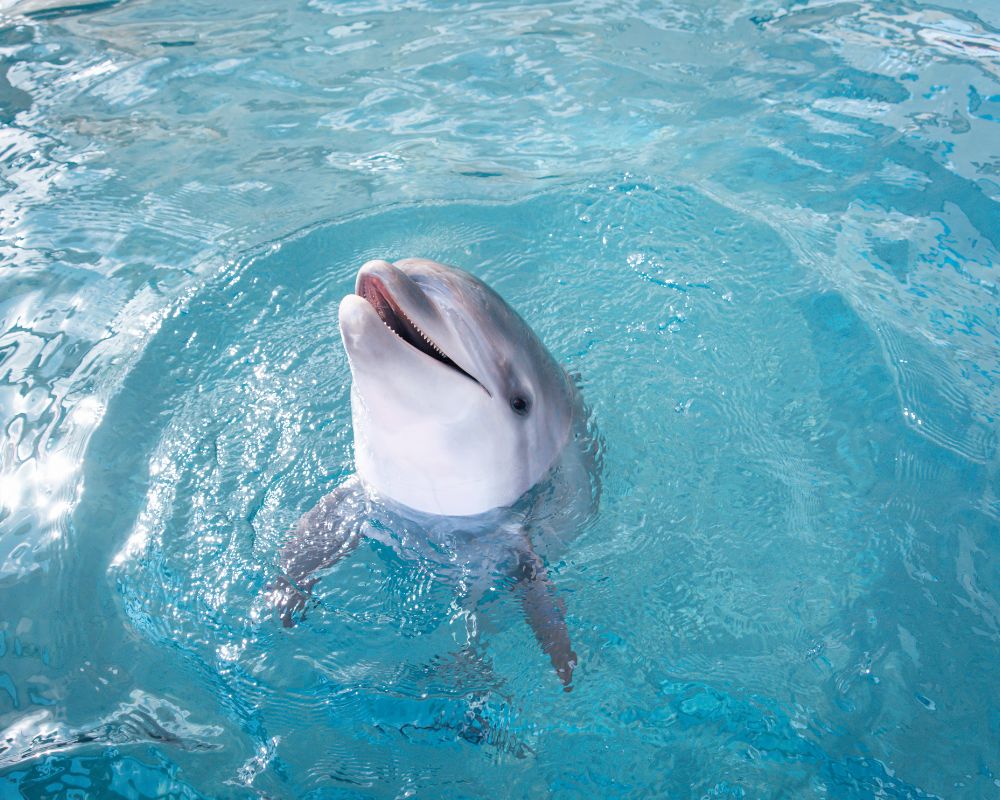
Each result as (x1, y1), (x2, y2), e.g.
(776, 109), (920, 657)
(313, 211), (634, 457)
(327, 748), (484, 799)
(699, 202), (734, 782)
(272, 258), (598, 688)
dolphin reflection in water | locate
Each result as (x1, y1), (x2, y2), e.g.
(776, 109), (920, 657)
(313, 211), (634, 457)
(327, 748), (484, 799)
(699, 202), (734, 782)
(272, 258), (599, 688)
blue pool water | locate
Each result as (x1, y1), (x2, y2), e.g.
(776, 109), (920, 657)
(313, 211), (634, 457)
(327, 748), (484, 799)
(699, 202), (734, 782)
(2, 0), (1000, 796)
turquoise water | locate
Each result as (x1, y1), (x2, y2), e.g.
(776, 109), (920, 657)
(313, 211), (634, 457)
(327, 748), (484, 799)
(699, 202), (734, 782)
(2, 0), (1000, 796)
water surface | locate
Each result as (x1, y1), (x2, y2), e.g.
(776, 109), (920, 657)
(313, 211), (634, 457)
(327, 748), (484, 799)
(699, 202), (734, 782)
(1, 0), (999, 797)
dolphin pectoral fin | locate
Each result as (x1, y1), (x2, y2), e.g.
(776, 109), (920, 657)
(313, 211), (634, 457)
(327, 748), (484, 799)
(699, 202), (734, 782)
(511, 545), (577, 690)
(271, 485), (365, 627)
(268, 575), (319, 628)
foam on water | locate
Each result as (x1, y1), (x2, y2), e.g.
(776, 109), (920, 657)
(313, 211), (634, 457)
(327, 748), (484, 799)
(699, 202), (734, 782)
(1, 0), (999, 797)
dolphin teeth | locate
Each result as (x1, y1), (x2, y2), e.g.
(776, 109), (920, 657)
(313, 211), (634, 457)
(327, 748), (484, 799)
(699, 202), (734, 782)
(387, 314), (446, 361)
(396, 306), (447, 358)
(358, 273), (488, 394)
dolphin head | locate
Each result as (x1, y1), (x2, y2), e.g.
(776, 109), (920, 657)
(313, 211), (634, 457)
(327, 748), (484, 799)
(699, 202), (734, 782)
(338, 258), (576, 516)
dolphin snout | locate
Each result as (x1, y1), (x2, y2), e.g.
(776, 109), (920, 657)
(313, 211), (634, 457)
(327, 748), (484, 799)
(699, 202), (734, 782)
(355, 259), (437, 319)
(355, 259), (395, 294)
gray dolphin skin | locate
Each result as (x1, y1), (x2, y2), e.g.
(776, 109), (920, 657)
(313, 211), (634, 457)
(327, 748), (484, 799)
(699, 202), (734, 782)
(273, 258), (598, 689)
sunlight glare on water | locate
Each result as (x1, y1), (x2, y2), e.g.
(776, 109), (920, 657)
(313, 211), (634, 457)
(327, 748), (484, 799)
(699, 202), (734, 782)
(1, 0), (999, 797)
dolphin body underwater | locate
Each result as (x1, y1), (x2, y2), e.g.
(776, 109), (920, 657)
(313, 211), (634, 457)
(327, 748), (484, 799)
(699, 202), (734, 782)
(272, 258), (598, 688)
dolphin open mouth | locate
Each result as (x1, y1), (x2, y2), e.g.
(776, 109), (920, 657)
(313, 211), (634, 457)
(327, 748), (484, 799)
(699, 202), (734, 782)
(357, 274), (483, 388)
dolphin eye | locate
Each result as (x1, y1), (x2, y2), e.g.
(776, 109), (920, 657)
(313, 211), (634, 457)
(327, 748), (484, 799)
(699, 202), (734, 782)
(510, 396), (530, 415)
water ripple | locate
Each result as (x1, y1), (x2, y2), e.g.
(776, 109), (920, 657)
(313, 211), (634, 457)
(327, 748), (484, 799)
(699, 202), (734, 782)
(1, 0), (999, 796)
